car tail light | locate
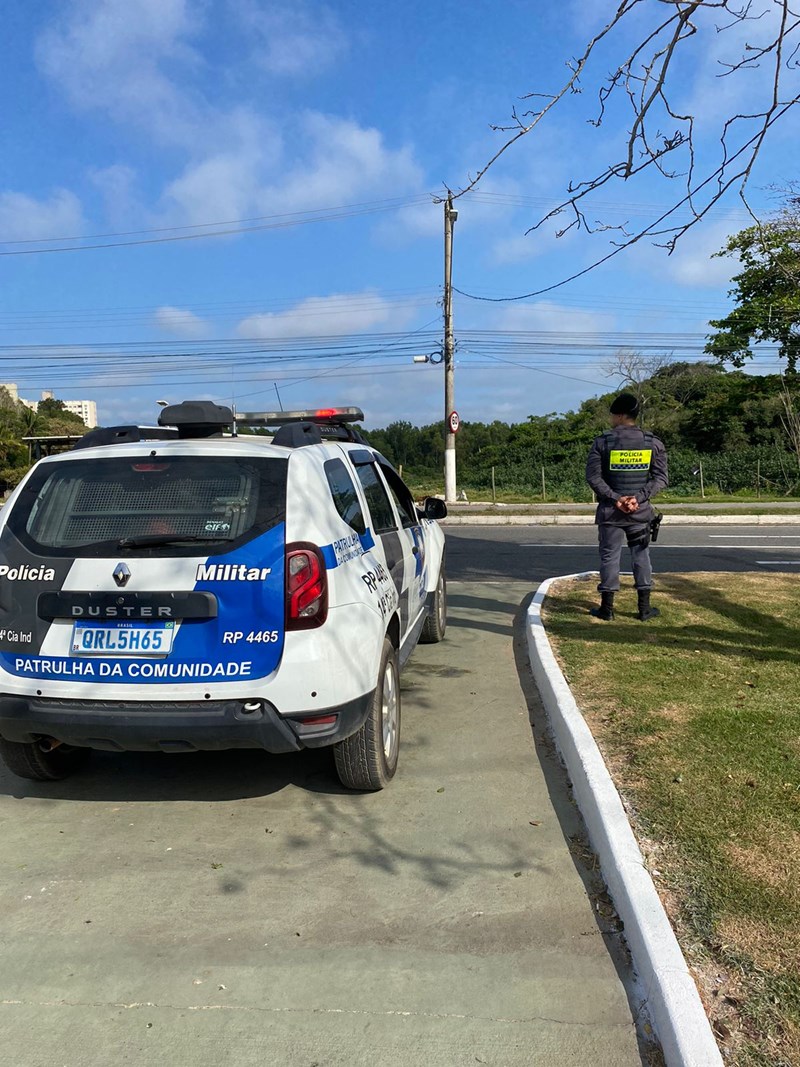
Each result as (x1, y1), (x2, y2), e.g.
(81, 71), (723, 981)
(285, 543), (328, 630)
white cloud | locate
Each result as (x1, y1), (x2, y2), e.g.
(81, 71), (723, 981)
(36, 3), (424, 232)
(489, 222), (575, 267)
(155, 306), (211, 338)
(377, 174), (550, 252)
(237, 293), (413, 339)
(629, 216), (742, 290)
(258, 113), (422, 213)
(496, 300), (616, 335)
(160, 115), (275, 224)
(377, 199), (441, 243)
(89, 164), (142, 228)
(36, 0), (205, 150)
(232, 0), (347, 77)
(680, 3), (788, 124)
(94, 392), (156, 427)
(0, 189), (84, 241)
(490, 234), (540, 266)
(162, 113), (422, 225)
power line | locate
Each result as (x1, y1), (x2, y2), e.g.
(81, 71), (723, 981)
(0, 196), (431, 257)
(0, 290), (440, 333)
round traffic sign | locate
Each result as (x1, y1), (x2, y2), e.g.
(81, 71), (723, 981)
(449, 410), (460, 433)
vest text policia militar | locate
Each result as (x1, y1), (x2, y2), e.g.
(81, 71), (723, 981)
(600, 429), (655, 494)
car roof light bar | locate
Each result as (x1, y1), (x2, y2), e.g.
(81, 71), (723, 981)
(236, 407), (364, 427)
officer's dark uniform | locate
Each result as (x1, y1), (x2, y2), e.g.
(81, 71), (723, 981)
(586, 411), (668, 616)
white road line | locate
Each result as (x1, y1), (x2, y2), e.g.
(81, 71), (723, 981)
(519, 544), (800, 550)
(756, 560), (800, 565)
(708, 534), (800, 539)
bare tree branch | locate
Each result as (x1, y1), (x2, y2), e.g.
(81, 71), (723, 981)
(449, 1), (800, 289)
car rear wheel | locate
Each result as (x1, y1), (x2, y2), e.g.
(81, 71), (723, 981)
(334, 638), (400, 791)
(420, 565), (447, 643)
(0, 738), (92, 781)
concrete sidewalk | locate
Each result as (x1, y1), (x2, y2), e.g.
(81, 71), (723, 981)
(0, 582), (647, 1066)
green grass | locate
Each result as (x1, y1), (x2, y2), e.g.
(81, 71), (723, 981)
(543, 574), (800, 1066)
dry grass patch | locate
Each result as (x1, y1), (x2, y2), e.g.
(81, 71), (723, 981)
(727, 830), (800, 906)
(650, 700), (692, 725)
(718, 914), (800, 974)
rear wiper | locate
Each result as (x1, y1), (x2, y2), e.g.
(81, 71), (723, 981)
(117, 535), (231, 548)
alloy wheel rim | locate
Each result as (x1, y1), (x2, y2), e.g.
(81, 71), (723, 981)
(437, 572), (446, 630)
(381, 660), (399, 764)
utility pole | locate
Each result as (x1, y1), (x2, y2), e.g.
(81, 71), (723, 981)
(443, 196), (458, 503)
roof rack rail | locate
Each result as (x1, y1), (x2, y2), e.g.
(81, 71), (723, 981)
(66, 404), (367, 453)
(72, 425), (179, 450)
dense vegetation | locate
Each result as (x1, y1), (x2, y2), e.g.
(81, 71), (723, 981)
(2, 363), (798, 501)
(364, 362), (800, 500)
(0, 388), (86, 490)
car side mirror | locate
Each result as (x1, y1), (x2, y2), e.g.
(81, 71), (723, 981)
(423, 497), (447, 520)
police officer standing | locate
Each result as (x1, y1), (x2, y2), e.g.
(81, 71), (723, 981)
(586, 393), (668, 621)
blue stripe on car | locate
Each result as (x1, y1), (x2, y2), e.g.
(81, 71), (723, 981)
(320, 529), (375, 570)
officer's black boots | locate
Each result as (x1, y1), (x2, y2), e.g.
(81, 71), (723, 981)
(590, 592), (615, 620)
(637, 589), (660, 622)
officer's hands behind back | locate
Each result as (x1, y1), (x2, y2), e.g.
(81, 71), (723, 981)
(615, 495), (640, 514)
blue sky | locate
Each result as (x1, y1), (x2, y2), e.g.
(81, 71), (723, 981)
(0, 0), (796, 429)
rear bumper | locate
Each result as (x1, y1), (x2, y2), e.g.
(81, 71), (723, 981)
(0, 691), (374, 753)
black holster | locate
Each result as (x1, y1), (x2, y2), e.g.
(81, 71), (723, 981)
(650, 511), (663, 543)
(626, 524), (650, 549)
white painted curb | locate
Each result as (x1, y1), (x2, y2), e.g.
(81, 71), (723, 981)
(443, 513), (800, 526)
(526, 573), (723, 1067)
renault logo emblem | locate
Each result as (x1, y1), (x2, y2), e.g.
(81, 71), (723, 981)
(113, 563), (131, 588)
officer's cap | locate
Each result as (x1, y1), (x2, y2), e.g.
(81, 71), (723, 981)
(610, 393), (639, 417)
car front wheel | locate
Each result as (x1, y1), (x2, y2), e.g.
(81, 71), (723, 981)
(420, 566), (447, 643)
(334, 638), (400, 791)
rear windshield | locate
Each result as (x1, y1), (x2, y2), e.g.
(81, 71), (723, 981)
(10, 455), (288, 557)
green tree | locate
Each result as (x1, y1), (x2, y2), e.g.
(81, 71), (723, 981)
(36, 397), (86, 436)
(705, 217), (800, 373)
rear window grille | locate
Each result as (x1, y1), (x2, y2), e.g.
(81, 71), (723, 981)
(73, 475), (243, 515)
(17, 456), (287, 554)
(55, 475), (249, 545)
(62, 512), (217, 545)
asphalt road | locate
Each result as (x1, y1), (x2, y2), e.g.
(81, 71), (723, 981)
(0, 578), (647, 1067)
(446, 523), (800, 583)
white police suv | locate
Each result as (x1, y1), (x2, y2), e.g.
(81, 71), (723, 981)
(0, 402), (447, 790)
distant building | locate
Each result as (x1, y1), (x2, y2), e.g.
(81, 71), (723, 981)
(62, 399), (98, 427)
(0, 384), (98, 428)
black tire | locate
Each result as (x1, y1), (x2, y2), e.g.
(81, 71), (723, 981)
(0, 738), (91, 781)
(334, 639), (400, 791)
(420, 565), (447, 643)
